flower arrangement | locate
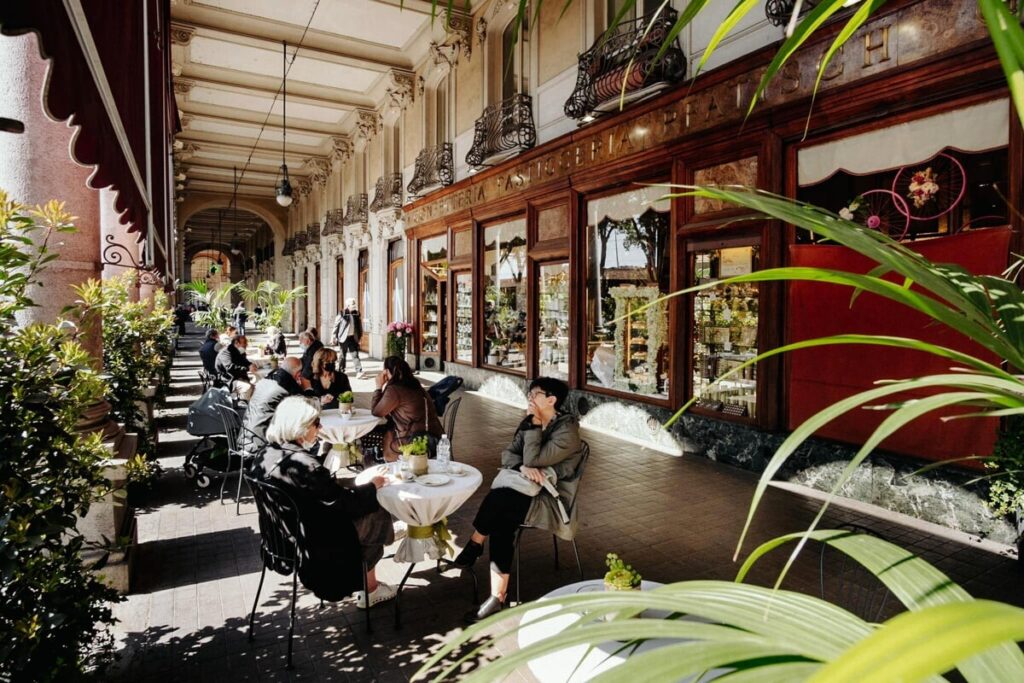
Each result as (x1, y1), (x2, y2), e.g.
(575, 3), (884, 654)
(907, 166), (940, 208)
(839, 196), (883, 230)
(603, 553), (642, 590)
(387, 320), (415, 357)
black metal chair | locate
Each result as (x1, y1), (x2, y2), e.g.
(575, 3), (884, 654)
(214, 402), (255, 515)
(246, 476), (372, 669)
(442, 396), (462, 460)
(512, 441), (590, 605)
(197, 369), (212, 392)
(819, 523), (894, 623)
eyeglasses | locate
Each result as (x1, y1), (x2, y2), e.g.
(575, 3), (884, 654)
(527, 390), (550, 402)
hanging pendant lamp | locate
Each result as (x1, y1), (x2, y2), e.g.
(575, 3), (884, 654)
(275, 40), (293, 207)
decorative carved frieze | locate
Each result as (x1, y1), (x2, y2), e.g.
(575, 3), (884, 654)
(330, 136), (353, 162)
(376, 210), (401, 240)
(305, 157), (332, 187)
(385, 70), (416, 112)
(170, 22), (195, 45)
(429, 41), (460, 69)
(173, 78), (194, 95)
(180, 114), (194, 129)
(173, 142), (198, 161)
(476, 18), (487, 48)
(417, 76), (426, 97)
(355, 109), (381, 143)
(295, 177), (313, 197)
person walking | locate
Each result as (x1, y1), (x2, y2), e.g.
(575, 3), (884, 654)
(332, 298), (365, 379)
(232, 302), (248, 336)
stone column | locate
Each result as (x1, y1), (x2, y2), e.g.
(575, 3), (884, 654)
(0, 33), (102, 358)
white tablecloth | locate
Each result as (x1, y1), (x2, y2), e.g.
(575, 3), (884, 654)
(356, 461), (482, 563)
(519, 579), (727, 682)
(321, 408), (383, 472)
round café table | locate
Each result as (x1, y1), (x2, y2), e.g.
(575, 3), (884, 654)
(320, 408), (384, 473)
(355, 461), (482, 626)
(518, 579), (728, 682)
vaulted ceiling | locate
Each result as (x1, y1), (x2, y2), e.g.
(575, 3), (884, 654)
(170, 0), (457, 201)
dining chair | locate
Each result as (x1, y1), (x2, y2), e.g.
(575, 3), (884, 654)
(213, 402), (255, 515)
(512, 441), (590, 605)
(246, 476), (372, 669)
(819, 523), (894, 623)
(442, 396), (462, 460)
(197, 369), (211, 392)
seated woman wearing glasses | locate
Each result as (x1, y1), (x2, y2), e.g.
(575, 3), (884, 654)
(252, 396), (397, 608)
(310, 347), (352, 410)
(453, 377), (584, 622)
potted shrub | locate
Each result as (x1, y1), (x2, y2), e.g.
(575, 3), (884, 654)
(397, 435), (429, 476)
(337, 390), (354, 414)
(123, 454), (161, 505)
(603, 553), (642, 592)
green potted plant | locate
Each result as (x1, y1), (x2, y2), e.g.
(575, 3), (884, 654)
(397, 435), (429, 476)
(122, 454), (161, 505)
(603, 553), (642, 591)
(337, 390), (354, 414)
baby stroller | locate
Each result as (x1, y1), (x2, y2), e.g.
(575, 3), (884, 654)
(428, 375), (464, 417)
(183, 386), (244, 489)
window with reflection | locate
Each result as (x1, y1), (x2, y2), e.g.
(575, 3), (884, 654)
(420, 235), (448, 355)
(538, 262), (570, 380)
(483, 218), (527, 371)
(454, 271), (473, 363)
(691, 244), (760, 419)
(388, 239), (405, 323)
(585, 186), (671, 397)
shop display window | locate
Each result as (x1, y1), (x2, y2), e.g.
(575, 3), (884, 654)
(454, 271), (473, 363)
(483, 218), (527, 371)
(388, 239), (405, 323)
(420, 235), (448, 355)
(691, 244), (760, 419)
(538, 262), (570, 380)
(585, 186), (671, 398)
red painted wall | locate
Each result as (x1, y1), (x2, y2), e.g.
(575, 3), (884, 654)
(787, 228), (1011, 463)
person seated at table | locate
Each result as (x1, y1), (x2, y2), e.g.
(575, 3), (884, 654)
(242, 356), (314, 456)
(215, 334), (257, 401)
(298, 329), (323, 381)
(310, 347), (352, 410)
(453, 377), (584, 622)
(224, 325), (238, 345)
(253, 396), (396, 607)
(199, 328), (220, 376)
(263, 325), (287, 357)
(370, 355), (442, 462)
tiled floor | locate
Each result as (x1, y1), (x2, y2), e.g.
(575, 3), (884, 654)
(107, 327), (1023, 681)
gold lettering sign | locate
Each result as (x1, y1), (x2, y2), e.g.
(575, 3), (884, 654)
(404, 0), (983, 228)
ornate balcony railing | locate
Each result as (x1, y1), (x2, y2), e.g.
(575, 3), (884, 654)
(564, 8), (686, 121)
(281, 237), (295, 256)
(306, 222), (321, 246)
(322, 208), (345, 236)
(293, 232), (308, 250)
(407, 143), (454, 197)
(465, 93), (536, 168)
(369, 173), (403, 212)
(343, 193), (368, 225)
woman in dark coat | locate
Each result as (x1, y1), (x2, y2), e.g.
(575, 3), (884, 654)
(453, 377), (584, 623)
(310, 347), (352, 410)
(370, 356), (442, 461)
(252, 396), (395, 606)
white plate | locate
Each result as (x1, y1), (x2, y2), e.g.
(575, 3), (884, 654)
(416, 474), (451, 487)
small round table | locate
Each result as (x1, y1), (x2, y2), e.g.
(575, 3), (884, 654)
(320, 408), (384, 472)
(355, 461), (482, 563)
(518, 579), (728, 682)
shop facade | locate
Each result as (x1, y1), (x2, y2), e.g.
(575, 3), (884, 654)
(402, 0), (1019, 470)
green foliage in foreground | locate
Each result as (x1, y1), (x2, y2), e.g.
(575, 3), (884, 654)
(418, 533), (1024, 682)
(0, 191), (121, 680)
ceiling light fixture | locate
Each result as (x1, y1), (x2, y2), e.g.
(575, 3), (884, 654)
(275, 39), (294, 207)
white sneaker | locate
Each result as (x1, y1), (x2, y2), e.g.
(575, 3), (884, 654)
(355, 582), (396, 609)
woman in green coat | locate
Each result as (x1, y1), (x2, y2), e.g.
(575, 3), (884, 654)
(453, 377), (584, 622)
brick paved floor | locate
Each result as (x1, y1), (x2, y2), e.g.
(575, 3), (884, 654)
(107, 327), (1024, 682)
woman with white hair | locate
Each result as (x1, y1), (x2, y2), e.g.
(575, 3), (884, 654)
(262, 325), (287, 356)
(252, 396), (396, 607)
(331, 297), (365, 379)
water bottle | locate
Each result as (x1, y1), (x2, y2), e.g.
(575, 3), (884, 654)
(436, 434), (451, 473)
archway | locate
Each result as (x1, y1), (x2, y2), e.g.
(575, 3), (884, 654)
(189, 248), (232, 289)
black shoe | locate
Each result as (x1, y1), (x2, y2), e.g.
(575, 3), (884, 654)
(452, 540), (484, 569)
(464, 595), (504, 624)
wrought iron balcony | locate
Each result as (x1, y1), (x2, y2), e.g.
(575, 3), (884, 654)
(465, 93), (536, 168)
(322, 208), (345, 236)
(564, 7), (686, 121)
(343, 193), (368, 225)
(306, 222), (321, 246)
(281, 237), (295, 256)
(765, 0), (814, 27)
(407, 143), (454, 197)
(293, 232), (309, 250)
(369, 173), (403, 212)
